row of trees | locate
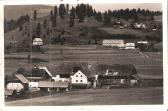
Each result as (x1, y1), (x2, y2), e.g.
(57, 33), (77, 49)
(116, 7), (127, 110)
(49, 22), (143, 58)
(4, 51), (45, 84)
(4, 14), (30, 32)
(5, 4), (162, 33)
(102, 8), (162, 25)
(48, 4), (95, 27)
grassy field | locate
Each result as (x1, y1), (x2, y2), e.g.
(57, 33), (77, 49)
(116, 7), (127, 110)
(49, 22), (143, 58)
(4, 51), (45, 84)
(5, 45), (163, 79)
(6, 87), (163, 105)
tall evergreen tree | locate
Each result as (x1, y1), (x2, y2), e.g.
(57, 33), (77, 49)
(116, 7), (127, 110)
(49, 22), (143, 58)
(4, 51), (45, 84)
(50, 10), (54, 21)
(76, 4), (86, 22)
(43, 19), (47, 28)
(59, 4), (66, 19)
(53, 6), (58, 27)
(36, 23), (41, 37)
(33, 10), (37, 20)
(103, 11), (111, 25)
(70, 7), (76, 19)
(66, 4), (69, 14)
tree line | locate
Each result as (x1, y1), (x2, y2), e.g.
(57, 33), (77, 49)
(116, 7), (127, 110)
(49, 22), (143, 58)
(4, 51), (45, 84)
(5, 4), (162, 33)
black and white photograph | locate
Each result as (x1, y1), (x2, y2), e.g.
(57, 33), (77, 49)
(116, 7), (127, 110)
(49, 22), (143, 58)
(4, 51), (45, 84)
(3, 3), (164, 106)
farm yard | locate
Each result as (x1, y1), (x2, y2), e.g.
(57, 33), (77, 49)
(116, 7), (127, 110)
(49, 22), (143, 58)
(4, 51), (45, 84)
(4, 4), (163, 106)
(5, 44), (163, 105)
(5, 45), (163, 77)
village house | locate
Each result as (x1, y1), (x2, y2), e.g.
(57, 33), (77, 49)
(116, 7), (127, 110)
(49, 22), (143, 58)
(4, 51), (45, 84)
(134, 22), (146, 29)
(102, 39), (124, 47)
(71, 70), (88, 86)
(33, 38), (43, 46)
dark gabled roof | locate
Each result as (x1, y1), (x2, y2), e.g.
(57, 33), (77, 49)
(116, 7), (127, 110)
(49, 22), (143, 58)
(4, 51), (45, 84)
(97, 64), (137, 76)
(98, 75), (136, 79)
(49, 62), (93, 77)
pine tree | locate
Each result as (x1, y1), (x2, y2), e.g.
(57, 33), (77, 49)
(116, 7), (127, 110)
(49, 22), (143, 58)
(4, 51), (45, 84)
(151, 14), (154, 21)
(70, 7), (76, 19)
(25, 14), (30, 22)
(36, 23), (41, 37)
(76, 4), (86, 22)
(43, 19), (47, 28)
(59, 4), (66, 19)
(69, 17), (74, 27)
(33, 10), (37, 20)
(103, 11), (111, 25)
(66, 4), (69, 14)
(53, 6), (58, 27)
(50, 10), (54, 21)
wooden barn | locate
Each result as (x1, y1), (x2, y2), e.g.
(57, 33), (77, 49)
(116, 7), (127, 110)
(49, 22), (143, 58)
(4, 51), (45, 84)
(96, 64), (138, 87)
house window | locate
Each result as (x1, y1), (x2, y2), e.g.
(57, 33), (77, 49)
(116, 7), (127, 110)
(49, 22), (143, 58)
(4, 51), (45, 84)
(76, 80), (78, 82)
(76, 75), (78, 77)
(81, 75), (82, 77)
(80, 80), (82, 82)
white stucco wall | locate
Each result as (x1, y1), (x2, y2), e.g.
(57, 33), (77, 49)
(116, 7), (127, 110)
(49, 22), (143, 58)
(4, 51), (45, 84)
(71, 70), (88, 84)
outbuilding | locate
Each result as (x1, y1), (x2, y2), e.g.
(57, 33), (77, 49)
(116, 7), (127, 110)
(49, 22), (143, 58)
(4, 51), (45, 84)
(125, 43), (135, 49)
(102, 39), (124, 47)
(96, 64), (138, 87)
(33, 38), (43, 46)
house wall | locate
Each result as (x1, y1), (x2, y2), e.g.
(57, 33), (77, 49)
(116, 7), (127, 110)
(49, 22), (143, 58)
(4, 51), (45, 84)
(28, 82), (40, 91)
(52, 75), (71, 82)
(71, 70), (88, 84)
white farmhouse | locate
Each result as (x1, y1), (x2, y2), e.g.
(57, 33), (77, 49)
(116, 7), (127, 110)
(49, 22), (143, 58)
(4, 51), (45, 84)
(134, 23), (146, 29)
(71, 70), (88, 85)
(33, 38), (43, 46)
(102, 39), (124, 47)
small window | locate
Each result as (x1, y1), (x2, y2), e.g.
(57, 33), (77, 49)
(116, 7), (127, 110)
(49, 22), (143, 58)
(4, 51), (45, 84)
(76, 80), (78, 82)
(80, 80), (82, 82)
(76, 75), (78, 77)
(81, 75), (82, 77)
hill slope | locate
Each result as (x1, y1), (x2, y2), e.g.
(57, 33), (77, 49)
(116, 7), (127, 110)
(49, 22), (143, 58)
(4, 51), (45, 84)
(4, 5), (53, 20)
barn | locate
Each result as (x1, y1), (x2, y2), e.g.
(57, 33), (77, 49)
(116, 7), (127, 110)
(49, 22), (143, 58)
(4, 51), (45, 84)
(96, 64), (138, 87)
(102, 39), (124, 47)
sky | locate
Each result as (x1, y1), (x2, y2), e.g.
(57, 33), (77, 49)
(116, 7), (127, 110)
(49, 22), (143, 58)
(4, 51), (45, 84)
(69, 3), (162, 12)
